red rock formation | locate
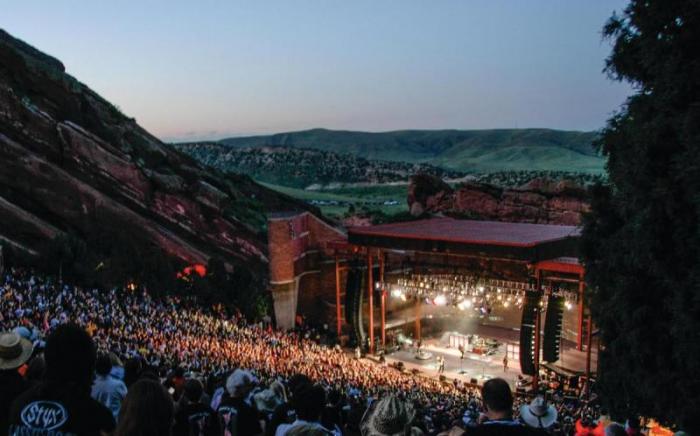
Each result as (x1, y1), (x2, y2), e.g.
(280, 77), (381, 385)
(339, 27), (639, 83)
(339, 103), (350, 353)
(0, 29), (309, 276)
(407, 174), (589, 225)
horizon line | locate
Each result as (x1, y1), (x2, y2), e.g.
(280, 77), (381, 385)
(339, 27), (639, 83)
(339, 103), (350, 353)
(163, 125), (601, 144)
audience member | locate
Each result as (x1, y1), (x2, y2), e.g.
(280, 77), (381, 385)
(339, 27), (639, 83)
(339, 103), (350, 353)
(8, 324), (116, 435)
(91, 352), (128, 421)
(174, 378), (220, 436)
(115, 378), (174, 436)
(0, 331), (32, 434)
(464, 379), (545, 435)
(360, 395), (424, 436)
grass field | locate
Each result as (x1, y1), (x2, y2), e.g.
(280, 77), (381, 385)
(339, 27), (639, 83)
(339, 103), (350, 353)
(259, 182), (409, 218)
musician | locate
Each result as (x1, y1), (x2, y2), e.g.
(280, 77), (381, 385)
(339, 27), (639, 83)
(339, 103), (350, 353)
(437, 356), (446, 374)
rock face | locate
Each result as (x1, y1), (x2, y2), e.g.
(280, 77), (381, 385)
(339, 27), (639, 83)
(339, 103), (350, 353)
(407, 174), (589, 225)
(0, 29), (308, 276)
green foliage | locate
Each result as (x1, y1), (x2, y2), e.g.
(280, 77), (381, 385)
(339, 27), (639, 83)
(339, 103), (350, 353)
(216, 128), (605, 173)
(176, 257), (268, 321)
(469, 171), (606, 189)
(173, 144), (464, 189)
(580, 1), (700, 431)
(366, 210), (420, 225)
(258, 182), (408, 219)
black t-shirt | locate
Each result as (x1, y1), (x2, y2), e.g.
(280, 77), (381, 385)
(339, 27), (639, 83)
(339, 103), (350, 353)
(8, 382), (116, 436)
(217, 395), (262, 436)
(266, 402), (294, 436)
(0, 370), (28, 435)
(464, 420), (549, 436)
(173, 401), (220, 436)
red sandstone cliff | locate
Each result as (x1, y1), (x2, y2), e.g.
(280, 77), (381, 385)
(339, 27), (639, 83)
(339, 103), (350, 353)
(407, 174), (589, 225)
(0, 29), (309, 275)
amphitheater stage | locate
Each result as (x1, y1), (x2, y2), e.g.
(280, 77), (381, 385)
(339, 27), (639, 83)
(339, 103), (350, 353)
(381, 321), (596, 389)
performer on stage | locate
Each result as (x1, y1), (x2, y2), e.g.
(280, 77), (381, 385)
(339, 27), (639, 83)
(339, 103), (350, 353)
(503, 354), (509, 372)
(437, 355), (446, 374)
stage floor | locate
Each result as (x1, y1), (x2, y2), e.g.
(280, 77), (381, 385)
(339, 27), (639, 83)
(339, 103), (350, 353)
(383, 323), (597, 388)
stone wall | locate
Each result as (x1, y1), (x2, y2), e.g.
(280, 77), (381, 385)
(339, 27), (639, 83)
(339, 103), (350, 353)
(267, 212), (346, 330)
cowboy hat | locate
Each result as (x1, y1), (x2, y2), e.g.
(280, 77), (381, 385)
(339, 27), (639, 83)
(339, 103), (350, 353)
(519, 396), (557, 429)
(0, 331), (33, 370)
(360, 395), (424, 436)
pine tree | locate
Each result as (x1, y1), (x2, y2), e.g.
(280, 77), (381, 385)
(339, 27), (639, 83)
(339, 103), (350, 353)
(581, 0), (700, 431)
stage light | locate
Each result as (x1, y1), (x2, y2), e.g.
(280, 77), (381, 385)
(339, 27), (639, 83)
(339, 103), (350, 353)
(400, 294), (407, 301)
(497, 295), (502, 301)
(478, 286), (485, 293)
(391, 288), (403, 298)
(503, 301), (510, 308)
(457, 299), (472, 310)
(565, 301), (573, 310)
(434, 294), (447, 306)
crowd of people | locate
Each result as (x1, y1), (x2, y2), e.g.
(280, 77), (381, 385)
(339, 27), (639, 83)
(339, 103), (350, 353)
(0, 268), (666, 435)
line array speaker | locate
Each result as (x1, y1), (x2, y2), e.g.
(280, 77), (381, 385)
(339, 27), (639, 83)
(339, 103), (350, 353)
(519, 290), (540, 376)
(543, 295), (564, 363)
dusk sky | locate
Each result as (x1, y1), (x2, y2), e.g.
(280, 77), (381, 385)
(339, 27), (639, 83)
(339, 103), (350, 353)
(3, 1), (631, 141)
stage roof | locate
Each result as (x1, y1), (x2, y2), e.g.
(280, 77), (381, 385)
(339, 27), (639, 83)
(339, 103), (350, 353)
(347, 217), (581, 262)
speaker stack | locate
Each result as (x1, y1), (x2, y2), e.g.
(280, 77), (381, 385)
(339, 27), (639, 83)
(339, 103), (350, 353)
(519, 290), (540, 376)
(344, 263), (366, 347)
(543, 295), (565, 363)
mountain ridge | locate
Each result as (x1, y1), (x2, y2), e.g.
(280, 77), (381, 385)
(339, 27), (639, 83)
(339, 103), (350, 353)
(214, 127), (604, 174)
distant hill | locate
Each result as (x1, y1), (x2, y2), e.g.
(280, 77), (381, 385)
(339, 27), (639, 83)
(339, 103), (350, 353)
(218, 128), (604, 173)
(173, 144), (466, 189)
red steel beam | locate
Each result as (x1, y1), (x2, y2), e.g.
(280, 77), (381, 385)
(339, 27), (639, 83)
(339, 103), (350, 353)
(368, 252), (374, 354)
(335, 254), (342, 338)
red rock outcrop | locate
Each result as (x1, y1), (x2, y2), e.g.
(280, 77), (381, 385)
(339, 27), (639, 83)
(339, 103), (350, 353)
(407, 174), (589, 225)
(0, 29), (310, 276)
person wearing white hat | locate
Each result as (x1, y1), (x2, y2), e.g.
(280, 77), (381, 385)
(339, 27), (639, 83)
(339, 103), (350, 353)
(519, 396), (558, 430)
(0, 331), (33, 434)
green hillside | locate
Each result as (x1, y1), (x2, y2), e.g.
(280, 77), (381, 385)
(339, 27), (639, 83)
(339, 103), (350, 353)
(219, 128), (604, 173)
(173, 144), (465, 189)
